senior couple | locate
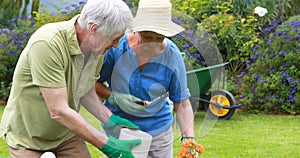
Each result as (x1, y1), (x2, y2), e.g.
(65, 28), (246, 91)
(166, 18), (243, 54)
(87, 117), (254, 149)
(0, 0), (200, 157)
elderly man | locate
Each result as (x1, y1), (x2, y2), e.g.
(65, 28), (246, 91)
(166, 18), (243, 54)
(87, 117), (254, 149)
(0, 0), (140, 157)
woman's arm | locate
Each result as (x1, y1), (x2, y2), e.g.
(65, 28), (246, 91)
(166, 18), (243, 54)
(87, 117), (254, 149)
(174, 98), (195, 137)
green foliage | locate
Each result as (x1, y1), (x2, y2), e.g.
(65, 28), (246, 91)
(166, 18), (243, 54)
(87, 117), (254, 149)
(33, 3), (83, 29)
(0, 0), (21, 26)
(0, 0), (37, 26)
(200, 1), (261, 75)
(239, 16), (300, 114)
(171, 0), (216, 22)
(249, 0), (295, 25)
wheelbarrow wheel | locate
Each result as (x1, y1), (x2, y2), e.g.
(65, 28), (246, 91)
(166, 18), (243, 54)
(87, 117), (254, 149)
(206, 89), (236, 120)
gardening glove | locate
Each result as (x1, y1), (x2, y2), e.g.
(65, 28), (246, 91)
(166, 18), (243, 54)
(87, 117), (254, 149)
(99, 136), (141, 158)
(178, 137), (204, 157)
(107, 92), (146, 114)
(103, 114), (140, 137)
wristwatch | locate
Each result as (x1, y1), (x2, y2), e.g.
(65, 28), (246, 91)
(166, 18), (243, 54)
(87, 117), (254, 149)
(181, 137), (195, 143)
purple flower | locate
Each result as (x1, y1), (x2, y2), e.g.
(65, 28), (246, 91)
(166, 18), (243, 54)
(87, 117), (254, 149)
(282, 30), (289, 35)
(172, 18), (183, 25)
(281, 72), (286, 78)
(193, 38), (201, 43)
(287, 77), (292, 83)
(182, 43), (192, 48)
(270, 53), (275, 58)
(79, 1), (86, 5)
(279, 51), (286, 55)
(200, 61), (207, 66)
(240, 95), (245, 99)
(253, 46), (258, 52)
(263, 52), (267, 56)
(7, 51), (16, 56)
(252, 53), (259, 61)
(238, 72), (245, 78)
(270, 69), (275, 74)
(183, 30), (193, 36)
(261, 79), (267, 83)
(173, 34), (183, 40)
(183, 49), (190, 54)
(254, 74), (262, 80)
(61, 10), (68, 14)
(291, 89), (296, 95)
(288, 95), (296, 103)
(267, 39), (272, 44)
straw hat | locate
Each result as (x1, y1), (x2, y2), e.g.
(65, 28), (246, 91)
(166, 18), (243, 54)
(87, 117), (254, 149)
(132, 0), (185, 37)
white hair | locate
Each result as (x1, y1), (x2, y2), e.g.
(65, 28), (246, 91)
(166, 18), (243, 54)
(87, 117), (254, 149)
(77, 0), (133, 37)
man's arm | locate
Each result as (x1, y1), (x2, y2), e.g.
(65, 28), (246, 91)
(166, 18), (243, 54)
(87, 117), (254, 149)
(80, 86), (112, 122)
(174, 98), (195, 137)
(40, 87), (108, 148)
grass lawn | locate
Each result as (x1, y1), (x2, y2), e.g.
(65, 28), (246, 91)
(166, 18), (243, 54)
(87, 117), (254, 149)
(1, 105), (300, 158)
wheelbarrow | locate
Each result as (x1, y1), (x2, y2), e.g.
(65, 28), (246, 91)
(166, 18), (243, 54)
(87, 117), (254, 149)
(186, 62), (241, 120)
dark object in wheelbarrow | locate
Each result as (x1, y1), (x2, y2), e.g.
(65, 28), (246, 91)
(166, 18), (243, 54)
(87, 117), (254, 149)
(186, 62), (241, 120)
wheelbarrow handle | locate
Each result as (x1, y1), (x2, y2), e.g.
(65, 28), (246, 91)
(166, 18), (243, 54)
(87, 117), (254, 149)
(190, 97), (242, 109)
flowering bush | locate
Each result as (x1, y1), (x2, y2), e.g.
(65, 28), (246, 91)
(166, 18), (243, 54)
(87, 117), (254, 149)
(200, 1), (261, 75)
(0, 2), (85, 101)
(238, 15), (300, 114)
(0, 17), (36, 100)
(177, 140), (204, 158)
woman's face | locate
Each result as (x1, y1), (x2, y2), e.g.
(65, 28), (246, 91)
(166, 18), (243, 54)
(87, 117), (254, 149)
(139, 31), (165, 44)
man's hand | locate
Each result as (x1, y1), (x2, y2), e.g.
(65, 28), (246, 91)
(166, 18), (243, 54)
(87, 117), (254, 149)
(99, 136), (141, 158)
(103, 114), (140, 137)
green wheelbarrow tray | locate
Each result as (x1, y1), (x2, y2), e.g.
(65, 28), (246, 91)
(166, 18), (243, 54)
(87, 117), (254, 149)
(186, 62), (241, 120)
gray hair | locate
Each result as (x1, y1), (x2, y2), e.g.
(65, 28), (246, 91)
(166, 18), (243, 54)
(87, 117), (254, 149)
(78, 0), (133, 37)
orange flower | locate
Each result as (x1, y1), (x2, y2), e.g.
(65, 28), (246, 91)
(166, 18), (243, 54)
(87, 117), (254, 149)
(177, 140), (204, 158)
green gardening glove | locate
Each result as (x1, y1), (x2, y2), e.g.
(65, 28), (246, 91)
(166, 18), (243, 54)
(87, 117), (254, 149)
(107, 92), (146, 114)
(99, 136), (141, 158)
(103, 114), (140, 137)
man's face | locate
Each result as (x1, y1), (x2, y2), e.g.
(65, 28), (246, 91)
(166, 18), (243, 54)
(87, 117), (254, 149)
(84, 31), (124, 54)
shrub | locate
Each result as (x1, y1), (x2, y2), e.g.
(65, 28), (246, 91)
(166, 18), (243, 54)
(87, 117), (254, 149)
(200, 1), (261, 76)
(0, 1), (85, 101)
(33, 2), (85, 29)
(171, 0), (216, 22)
(238, 16), (300, 114)
(170, 11), (224, 70)
(0, 17), (36, 100)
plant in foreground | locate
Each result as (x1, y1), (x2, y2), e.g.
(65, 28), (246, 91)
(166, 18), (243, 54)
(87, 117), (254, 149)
(177, 140), (204, 158)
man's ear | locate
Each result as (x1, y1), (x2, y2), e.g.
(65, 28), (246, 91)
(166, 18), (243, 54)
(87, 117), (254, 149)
(89, 23), (100, 32)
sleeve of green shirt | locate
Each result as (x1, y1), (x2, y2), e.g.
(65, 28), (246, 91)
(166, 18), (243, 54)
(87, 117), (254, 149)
(29, 41), (66, 88)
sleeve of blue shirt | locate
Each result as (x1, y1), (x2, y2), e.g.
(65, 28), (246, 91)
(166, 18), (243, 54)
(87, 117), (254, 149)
(98, 48), (115, 83)
(167, 40), (191, 103)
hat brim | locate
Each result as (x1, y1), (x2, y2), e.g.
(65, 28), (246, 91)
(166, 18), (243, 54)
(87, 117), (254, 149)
(132, 21), (185, 37)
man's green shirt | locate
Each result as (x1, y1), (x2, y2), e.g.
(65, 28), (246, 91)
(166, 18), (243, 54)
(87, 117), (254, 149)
(0, 15), (104, 150)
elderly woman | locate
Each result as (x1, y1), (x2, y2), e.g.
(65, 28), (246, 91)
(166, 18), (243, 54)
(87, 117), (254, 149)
(0, 0), (141, 157)
(96, 0), (200, 157)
